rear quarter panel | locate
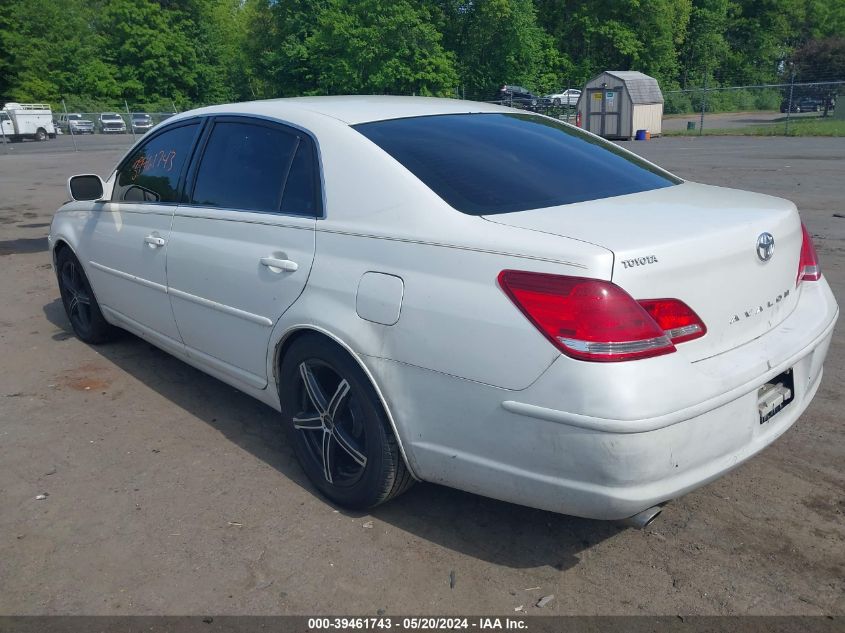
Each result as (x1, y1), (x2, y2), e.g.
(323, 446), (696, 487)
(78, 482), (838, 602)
(267, 120), (613, 391)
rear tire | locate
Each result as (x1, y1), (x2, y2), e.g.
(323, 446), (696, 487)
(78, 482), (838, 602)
(56, 248), (116, 344)
(279, 335), (414, 509)
(35, 128), (47, 141)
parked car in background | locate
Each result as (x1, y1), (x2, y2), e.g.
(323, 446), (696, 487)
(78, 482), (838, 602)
(797, 97), (824, 112)
(780, 100), (799, 113)
(98, 113), (127, 134)
(131, 113), (153, 134)
(780, 96), (825, 113)
(498, 85), (546, 108)
(0, 103), (56, 141)
(50, 97), (837, 526)
(547, 89), (581, 106)
(58, 113), (94, 134)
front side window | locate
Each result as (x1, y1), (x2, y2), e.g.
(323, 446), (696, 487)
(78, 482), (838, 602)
(113, 122), (199, 203)
(191, 119), (319, 216)
(355, 113), (681, 215)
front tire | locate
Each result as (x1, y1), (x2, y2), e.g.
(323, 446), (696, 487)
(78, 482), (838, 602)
(279, 335), (413, 509)
(56, 248), (116, 344)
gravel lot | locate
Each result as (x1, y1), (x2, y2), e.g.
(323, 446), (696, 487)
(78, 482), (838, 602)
(0, 136), (843, 616)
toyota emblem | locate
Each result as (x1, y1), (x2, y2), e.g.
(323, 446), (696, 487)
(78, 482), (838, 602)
(756, 232), (775, 262)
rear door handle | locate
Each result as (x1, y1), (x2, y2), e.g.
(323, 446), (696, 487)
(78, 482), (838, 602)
(144, 235), (166, 247)
(260, 257), (298, 272)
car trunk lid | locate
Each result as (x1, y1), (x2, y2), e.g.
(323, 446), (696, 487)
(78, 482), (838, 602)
(484, 182), (803, 361)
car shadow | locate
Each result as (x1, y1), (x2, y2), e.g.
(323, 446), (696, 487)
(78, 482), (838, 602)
(43, 298), (623, 570)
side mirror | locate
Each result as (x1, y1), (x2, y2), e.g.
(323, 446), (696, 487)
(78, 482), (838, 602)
(67, 174), (105, 201)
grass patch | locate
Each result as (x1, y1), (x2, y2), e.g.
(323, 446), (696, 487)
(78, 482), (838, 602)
(665, 116), (845, 137)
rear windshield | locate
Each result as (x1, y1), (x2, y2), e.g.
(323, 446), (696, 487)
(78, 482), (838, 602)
(354, 113), (680, 215)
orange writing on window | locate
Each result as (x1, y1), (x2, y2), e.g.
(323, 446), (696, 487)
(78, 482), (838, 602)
(131, 149), (177, 181)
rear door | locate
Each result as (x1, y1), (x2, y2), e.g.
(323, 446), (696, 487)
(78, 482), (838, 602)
(166, 116), (319, 388)
(84, 119), (202, 346)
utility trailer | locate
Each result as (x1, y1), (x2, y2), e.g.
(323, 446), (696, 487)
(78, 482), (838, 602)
(0, 103), (57, 142)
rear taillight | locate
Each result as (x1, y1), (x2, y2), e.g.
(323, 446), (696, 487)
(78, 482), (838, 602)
(798, 222), (821, 283)
(637, 299), (707, 344)
(498, 270), (676, 362)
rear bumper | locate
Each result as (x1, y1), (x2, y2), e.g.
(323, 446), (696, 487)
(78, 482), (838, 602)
(376, 279), (838, 520)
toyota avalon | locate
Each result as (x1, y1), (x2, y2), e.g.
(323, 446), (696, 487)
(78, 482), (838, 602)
(49, 97), (838, 525)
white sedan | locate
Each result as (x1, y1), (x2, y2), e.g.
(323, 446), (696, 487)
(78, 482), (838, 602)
(547, 88), (581, 106)
(50, 97), (838, 526)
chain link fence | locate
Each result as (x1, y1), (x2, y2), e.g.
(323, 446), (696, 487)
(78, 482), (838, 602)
(3, 80), (843, 155)
(662, 80), (842, 136)
(0, 98), (183, 154)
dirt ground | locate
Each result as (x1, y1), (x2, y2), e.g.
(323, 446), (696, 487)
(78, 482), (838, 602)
(0, 136), (843, 616)
(661, 110), (821, 132)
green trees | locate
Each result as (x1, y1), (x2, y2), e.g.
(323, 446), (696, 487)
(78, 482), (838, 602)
(0, 0), (238, 109)
(240, 0), (458, 98)
(437, 0), (561, 99)
(310, 0), (457, 96)
(0, 0), (113, 104)
(0, 0), (841, 109)
(536, 0), (691, 90)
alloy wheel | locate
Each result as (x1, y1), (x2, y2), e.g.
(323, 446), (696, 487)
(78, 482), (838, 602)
(292, 360), (368, 486)
(60, 259), (92, 333)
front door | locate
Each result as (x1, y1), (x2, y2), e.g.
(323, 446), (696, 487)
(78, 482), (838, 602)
(586, 88), (622, 137)
(84, 120), (202, 346)
(166, 117), (319, 388)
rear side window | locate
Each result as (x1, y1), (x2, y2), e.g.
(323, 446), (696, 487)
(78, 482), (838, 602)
(190, 119), (320, 216)
(113, 122), (199, 203)
(280, 143), (320, 216)
(355, 113), (680, 215)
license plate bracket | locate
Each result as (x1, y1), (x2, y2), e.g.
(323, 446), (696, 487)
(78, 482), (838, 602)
(758, 369), (795, 425)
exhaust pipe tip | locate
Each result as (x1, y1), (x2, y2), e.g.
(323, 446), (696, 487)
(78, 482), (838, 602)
(620, 505), (663, 529)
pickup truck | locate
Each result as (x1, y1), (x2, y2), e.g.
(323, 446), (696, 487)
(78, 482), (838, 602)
(57, 113), (95, 135)
(98, 113), (127, 134)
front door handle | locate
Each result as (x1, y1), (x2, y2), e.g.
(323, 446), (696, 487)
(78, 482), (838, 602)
(260, 257), (298, 272)
(144, 235), (166, 247)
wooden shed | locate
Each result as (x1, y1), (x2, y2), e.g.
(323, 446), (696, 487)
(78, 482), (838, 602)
(577, 71), (664, 139)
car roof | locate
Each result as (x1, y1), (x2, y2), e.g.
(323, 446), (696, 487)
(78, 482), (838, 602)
(173, 96), (514, 126)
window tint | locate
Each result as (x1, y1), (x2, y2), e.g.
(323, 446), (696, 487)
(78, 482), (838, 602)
(280, 143), (320, 215)
(114, 122), (199, 203)
(191, 120), (300, 213)
(355, 113), (680, 215)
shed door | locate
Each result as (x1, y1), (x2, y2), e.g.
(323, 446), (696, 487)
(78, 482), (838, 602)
(586, 88), (623, 138)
